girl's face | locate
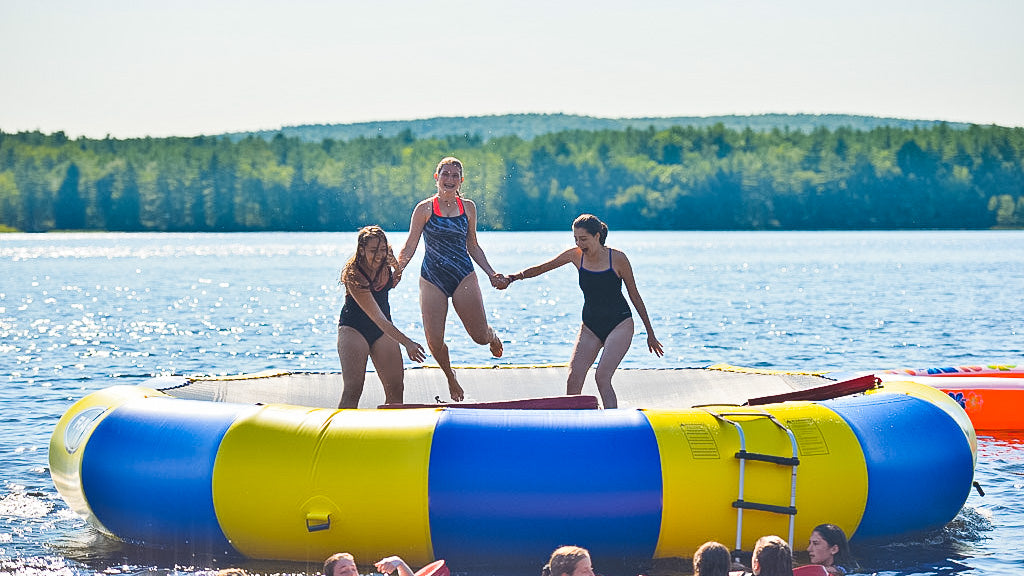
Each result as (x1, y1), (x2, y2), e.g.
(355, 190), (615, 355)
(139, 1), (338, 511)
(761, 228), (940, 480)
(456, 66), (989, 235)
(435, 164), (463, 194)
(567, 555), (595, 576)
(360, 236), (388, 269)
(330, 558), (358, 576)
(807, 531), (838, 566)
(573, 227), (601, 254)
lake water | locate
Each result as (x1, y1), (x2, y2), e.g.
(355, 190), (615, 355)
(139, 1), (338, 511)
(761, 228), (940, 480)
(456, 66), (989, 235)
(1, 230), (1023, 575)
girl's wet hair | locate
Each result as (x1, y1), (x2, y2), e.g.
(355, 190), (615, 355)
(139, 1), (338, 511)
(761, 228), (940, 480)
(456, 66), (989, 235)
(573, 214), (609, 245)
(693, 541), (731, 576)
(322, 552), (354, 576)
(340, 225), (399, 288)
(434, 156), (464, 197)
(813, 523), (857, 570)
(435, 156), (463, 176)
(753, 535), (792, 576)
(541, 545), (589, 576)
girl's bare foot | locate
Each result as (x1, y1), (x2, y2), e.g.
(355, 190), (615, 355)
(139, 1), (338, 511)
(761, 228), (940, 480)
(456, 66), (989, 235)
(489, 334), (503, 358)
(447, 376), (465, 402)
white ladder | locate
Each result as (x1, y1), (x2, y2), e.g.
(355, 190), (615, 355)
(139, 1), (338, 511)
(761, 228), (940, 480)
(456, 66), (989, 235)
(701, 407), (800, 552)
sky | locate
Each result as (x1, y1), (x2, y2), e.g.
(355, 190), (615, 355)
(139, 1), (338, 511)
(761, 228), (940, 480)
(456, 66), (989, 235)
(2, 0), (1022, 139)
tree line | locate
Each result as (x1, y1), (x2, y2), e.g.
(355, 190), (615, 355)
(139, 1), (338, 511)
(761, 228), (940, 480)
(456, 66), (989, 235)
(1, 122), (1022, 233)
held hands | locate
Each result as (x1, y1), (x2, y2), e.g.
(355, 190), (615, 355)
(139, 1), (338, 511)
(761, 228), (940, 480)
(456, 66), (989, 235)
(489, 273), (511, 290)
(647, 334), (664, 357)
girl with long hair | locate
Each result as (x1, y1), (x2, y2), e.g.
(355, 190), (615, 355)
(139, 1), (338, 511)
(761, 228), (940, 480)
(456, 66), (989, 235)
(338, 225), (425, 408)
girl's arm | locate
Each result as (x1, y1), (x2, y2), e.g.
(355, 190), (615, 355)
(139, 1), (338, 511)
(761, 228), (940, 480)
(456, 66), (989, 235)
(374, 556), (416, 576)
(398, 200), (431, 273)
(463, 199), (509, 288)
(346, 284), (426, 362)
(462, 199), (499, 277)
(509, 248), (579, 281)
(614, 250), (664, 357)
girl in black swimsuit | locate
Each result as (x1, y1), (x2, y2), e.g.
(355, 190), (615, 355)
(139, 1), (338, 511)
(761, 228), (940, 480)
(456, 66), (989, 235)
(504, 214), (663, 408)
(337, 226), (426, 408)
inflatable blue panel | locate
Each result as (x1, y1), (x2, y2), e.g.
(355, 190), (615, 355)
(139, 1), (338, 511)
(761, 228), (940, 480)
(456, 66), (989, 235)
(428, 409), (662, 565)
(81, 397), (245, 551)
(826, 393), (973, 539)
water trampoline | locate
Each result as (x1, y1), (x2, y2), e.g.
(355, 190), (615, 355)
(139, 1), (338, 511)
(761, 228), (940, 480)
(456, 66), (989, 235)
(49, 366), (977, 566)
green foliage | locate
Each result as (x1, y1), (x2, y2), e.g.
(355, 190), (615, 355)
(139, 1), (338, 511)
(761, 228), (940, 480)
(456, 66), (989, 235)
(0, 120), (1022, 232)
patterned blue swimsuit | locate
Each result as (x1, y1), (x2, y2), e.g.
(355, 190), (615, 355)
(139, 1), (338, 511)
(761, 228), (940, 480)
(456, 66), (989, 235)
(421, 196), (474, 297)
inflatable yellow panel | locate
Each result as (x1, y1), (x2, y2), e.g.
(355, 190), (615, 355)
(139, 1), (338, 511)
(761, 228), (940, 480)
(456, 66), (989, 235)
(647, 402), (866, 557)
(213, 405), (440, 563)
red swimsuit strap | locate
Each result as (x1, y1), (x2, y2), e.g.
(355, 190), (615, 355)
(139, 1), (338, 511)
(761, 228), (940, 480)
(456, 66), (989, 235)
(432, 195), (464, 216)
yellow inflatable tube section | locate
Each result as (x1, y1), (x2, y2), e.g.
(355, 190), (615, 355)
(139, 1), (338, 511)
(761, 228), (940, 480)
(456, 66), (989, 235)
(649, 402), (866, 556)
(213, 404), (440, 564)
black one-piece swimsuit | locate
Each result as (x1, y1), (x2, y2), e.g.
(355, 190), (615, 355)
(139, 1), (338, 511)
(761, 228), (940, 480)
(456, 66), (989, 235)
(338, 265), (392, 346)
(578, 251), (632, 342)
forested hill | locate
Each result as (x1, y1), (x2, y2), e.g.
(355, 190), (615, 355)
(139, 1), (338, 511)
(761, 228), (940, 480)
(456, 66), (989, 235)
(1, 122), (1022, 233)
(227, 113), (973, 143)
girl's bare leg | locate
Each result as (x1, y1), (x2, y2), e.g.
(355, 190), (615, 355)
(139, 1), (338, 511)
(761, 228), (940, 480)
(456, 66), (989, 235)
(369, 337), (405, 405)
(337, 326), (370, 409)
(451, 272), (503, 358)
(420, 278), (464, 402)
(592, 318), (634, 409)
(567, 324), (602, 398)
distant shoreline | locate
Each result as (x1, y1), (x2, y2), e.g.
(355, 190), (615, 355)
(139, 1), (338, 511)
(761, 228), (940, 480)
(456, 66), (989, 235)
(3, 120), (1022, 233)
(225, 112), (976, 143)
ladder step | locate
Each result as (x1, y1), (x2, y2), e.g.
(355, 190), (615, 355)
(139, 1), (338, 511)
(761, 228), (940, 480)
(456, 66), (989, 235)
(735, 450), (799, 466)
(732, 500), (798, 515)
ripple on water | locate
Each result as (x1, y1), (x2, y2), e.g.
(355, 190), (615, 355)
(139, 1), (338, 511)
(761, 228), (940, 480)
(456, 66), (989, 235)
(850, 507), (993, 574)
(0, 556), (81, 576)
(0, 491), (54, 519)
